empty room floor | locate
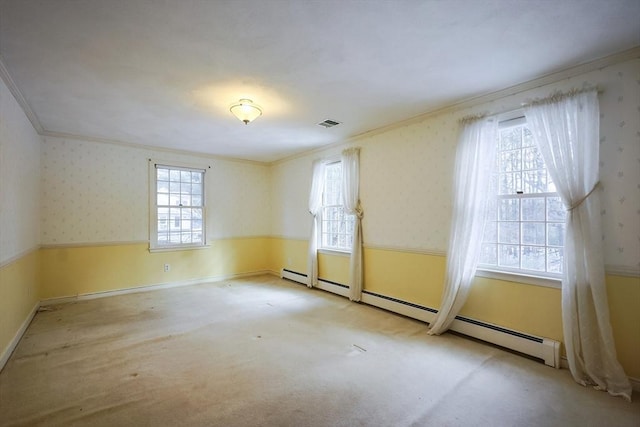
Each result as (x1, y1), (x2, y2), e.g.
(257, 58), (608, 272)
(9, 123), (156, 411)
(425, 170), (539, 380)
(1, 275), (638, 426)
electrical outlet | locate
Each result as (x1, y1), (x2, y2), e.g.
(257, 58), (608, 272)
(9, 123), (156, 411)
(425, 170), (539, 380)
(164, 263), (170, 272)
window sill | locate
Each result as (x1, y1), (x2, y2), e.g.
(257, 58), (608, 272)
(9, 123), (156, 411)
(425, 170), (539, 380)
(149, 244), (211, 253)
(475, 268), (561, 289)
(318, 248), (351, 257)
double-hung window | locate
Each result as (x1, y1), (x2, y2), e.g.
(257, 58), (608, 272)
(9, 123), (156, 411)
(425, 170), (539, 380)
(150, 163), (206, 250)
(320, 161), (354, 251)
(479, 118), (565, 278)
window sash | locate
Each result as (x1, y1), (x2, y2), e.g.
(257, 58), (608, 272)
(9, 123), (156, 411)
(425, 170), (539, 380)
(320, 161), (354, 251)
(479, 121), (564, 278)
(150, 162), (207, 250)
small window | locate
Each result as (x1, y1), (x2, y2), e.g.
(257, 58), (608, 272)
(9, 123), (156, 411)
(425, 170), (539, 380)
(150, 163), (206, 250)
(320, 161), (354, 251)
(479, 120), (565, 277)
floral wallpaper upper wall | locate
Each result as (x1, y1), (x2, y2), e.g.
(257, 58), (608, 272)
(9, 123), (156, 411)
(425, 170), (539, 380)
(597, 61), (640, 270)
(0, 76), (42, 264)
(40, 137), (272, 245)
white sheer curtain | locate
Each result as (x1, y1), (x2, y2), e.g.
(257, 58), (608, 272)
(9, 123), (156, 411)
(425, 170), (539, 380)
(307, 160), (326, 288)
(525, 89), (631, 401)
(428, 117), (498, 335)
(341, 147), (363, 302)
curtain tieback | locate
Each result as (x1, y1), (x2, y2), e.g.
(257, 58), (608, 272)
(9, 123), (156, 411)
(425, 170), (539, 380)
(567, 181), (600, 212)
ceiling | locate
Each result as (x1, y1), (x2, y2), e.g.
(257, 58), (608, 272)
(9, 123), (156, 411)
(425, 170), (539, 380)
(1, 0), (639, 163)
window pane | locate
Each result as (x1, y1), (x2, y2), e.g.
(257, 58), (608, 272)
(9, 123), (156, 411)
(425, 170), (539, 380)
(169, 181), (180, 193)
(547, 223), (565, 246)
(522, 170), (547, 193)
(498, 244), (520, 268)
(169, 170), (180, 181)
(181, 233), (192, 244)
(500, 150), (521, 172)
(547, 197), (565, 221)
(483, 221), (497, 243)
(498, 222), (519, 244)
(181, 171), (191, 182)
(480, 243), (497, 265)
(169, 232), (181, 244)
(181, 194), (191, 206)
(521, 198), (544, 221)
(521, 246), (545, 271)
(157, 168), (169, 181)
(522, 222), (545, 245)
(158, 233), (168, 244)
(499, 173), (521, 194)
(499, 198), (519, 221)
(522, 147), (544, 171)
(170, 208), (181, 230)
(191, 172), (201, 183)
(192, 195), (202, 206)
(157, 193), (169, 205)
(522, 127), (534, 147)
(192, 182), (202, 195)
(500, 128), (521, 150)
(547, 248), (563, 273)
(157, 180), (169, 193)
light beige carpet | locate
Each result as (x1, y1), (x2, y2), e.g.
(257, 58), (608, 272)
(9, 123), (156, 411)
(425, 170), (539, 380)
(1, 275), (638, 426)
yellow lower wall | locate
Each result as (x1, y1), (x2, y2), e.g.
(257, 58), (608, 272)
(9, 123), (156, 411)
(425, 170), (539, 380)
(269, 237), (639, 380)
(0, 249), (40, 362)
(40, 237), (270, 299)
(3, 237), (638, 383)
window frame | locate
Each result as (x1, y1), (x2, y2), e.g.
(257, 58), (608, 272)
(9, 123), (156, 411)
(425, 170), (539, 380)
(476, 113), (564, 288)
(319, 159), (355, 253)
(148, 160), (209, 252)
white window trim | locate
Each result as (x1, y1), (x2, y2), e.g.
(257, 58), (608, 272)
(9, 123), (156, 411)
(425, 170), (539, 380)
(318, 248), (351, 257)
(476, 267), (561, 289)
(148, 159), (211, 252)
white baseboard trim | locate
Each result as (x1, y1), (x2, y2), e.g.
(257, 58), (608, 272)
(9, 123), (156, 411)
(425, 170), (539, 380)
(0, 301), (40, 373)
(40, 270), (273, 306)
(281, 268), (560, 367)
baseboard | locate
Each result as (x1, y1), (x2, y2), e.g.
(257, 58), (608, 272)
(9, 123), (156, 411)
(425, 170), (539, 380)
(0, 301), (40, 373)
(281, 268), (560, 367)
(40, 270), (273, 306)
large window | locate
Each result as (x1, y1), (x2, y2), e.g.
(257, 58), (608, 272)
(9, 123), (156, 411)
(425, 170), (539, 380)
(321, 161), (354, 251)
(479, 119), (565, 277)
(151, 163), (206, 249)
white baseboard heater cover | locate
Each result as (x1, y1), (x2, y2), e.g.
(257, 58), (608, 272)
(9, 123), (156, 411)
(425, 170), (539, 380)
(281, 268), (561, 368)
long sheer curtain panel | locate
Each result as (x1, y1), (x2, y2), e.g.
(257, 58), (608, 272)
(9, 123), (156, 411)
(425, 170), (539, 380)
(307, 160), (326, 288)
(525, 89), (631, 401)
(341, 147), (364, 302)
(428, 116), (498, 335)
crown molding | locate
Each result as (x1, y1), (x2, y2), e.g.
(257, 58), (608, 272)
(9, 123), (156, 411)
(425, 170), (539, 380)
(0, 54), (44, 134)
(270, 46), (640, 166)
(42, 130), (267, 166)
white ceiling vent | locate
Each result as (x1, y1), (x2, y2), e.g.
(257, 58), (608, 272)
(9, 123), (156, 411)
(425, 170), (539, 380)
(317, 119), (341, 128)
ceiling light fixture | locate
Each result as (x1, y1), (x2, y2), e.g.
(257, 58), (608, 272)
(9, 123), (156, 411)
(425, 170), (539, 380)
(230, 99), (262, 125)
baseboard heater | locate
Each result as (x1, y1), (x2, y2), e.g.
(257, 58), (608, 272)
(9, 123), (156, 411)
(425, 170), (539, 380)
(281, 268), (560, 368)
